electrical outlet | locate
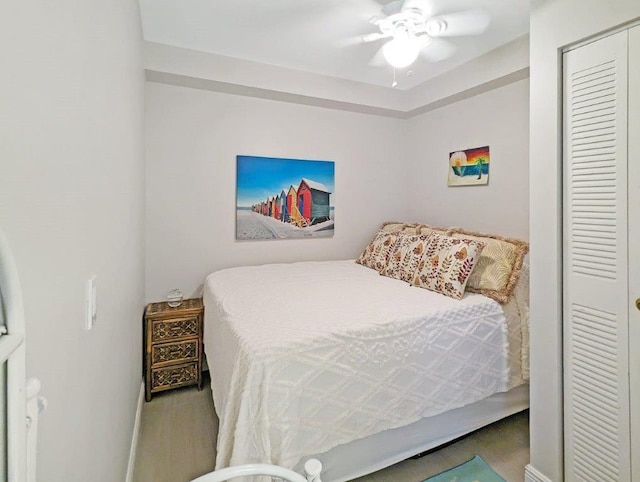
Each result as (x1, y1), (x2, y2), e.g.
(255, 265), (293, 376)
(85, 276), (97, 330)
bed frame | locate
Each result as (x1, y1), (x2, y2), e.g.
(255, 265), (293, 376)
(293, 384), (529, 482)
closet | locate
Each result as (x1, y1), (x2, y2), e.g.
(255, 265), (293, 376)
(563, 25), (640, 481)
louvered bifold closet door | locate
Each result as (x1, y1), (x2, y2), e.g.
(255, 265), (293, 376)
(563, 30), (630, 482)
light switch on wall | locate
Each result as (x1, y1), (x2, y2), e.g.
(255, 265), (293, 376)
(85, 276), (97, 330)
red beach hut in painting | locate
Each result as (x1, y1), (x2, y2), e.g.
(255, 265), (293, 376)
(273, 194), (281, 219)
(269, 197), (276, 218)
(297, 178), (331, 225)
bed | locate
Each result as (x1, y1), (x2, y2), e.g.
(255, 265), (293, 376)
(202, 246), (529, 481)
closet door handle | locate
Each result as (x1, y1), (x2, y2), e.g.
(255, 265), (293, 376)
(636, 298), (640, 310)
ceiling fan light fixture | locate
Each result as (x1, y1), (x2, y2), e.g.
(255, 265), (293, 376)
(382, 34), (420, 68)
(356, 1), (492, 71)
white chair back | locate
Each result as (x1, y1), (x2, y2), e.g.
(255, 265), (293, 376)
(191, 458), (322, 482)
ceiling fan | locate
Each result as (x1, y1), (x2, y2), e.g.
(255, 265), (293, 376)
(358, 0), (490, 69)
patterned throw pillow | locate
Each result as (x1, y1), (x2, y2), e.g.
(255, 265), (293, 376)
(411, 233), (486, 300)
(355, 231), (400, 272)
(450, 229), (529, 303)
(381, 221), (450, 237)
(380, 233), (431, 282)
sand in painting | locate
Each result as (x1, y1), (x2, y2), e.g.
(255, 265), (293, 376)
(236, 210), (334, 240)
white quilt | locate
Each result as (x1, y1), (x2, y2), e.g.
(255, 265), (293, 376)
(203, 260), (529, 471)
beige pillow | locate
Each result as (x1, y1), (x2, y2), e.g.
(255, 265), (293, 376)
(380, 233), (431, 283)
(411, 233), (486, 300)
(355, 230), (400, 272)
(381, 221), (450, 237)
(450, 228), (529, 303)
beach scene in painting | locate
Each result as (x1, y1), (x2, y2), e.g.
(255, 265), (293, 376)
(236, 155), (335, 240)
(448, 146), (490, 186)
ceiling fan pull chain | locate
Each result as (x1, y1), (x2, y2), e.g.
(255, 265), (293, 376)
(392, 67), (398, 88)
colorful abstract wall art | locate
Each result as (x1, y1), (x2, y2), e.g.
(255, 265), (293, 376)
(448, 146), (490, 186)
(236, 155), (335, 240)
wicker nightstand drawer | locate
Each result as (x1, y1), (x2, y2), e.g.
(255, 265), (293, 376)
(151, 362), (198, 392)
(151, 316), (199, 343)
(151, 339), (199, 366)
(144, 298), (204, 401)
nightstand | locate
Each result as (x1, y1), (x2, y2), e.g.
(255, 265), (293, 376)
(143, 298), (204, 402)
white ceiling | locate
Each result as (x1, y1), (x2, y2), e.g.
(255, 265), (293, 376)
(139, 0), (530, 90)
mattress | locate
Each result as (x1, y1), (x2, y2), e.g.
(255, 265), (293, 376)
(203, 260), (529, 472)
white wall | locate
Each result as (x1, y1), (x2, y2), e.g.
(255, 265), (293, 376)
(0, 1), (145, 481)
(529, 2), (640, 481)
(145, 82), (410, 302)
(406, 79), (530, 240)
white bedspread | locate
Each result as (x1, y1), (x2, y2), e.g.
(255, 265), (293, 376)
(203, 260), (528, 471)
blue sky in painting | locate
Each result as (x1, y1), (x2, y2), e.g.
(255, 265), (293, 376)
(237, 155), (335, 207)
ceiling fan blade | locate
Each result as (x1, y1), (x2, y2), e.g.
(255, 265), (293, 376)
(363, 32), (390, 43)
(401, 0), (431, 15)
(352, 0), (393, 15)
(426, 9), (490, 37)
(337, 32), (386, 48)
(368, 45), (387, 67)
(415, 34), (432, 49)
(381, 0), (402, 16)
(419, 38), (457, 62)
(369, 13), (387, 24)
(336, 36), (364, 48)
(337, 31), (390, 48)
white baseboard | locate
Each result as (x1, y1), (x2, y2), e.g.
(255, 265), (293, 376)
(126, 381), (145, 482)
(525, 464), (554, 482)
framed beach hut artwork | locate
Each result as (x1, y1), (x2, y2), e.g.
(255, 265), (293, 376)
(236, 155), (335, 240)
(448, 146), (490, 186)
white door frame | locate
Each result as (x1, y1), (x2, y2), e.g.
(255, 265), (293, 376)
(628, 24), (640, 482)
(0, 228), (27, 482)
